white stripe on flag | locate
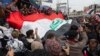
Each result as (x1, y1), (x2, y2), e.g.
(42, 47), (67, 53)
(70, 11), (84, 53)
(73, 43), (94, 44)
(20, 18), (72, 38)
(20, 19), (52, 38)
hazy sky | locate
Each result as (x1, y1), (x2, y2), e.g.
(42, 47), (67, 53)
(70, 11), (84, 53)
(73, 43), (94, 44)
(66, 0), (100, 11)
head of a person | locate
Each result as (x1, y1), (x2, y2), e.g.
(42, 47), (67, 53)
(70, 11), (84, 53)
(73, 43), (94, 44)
(16, 0), (31, 9)
(47, 8), (52, 15)
(63, 14), (68, 19)
(45, 37), (62, 56)
(67, 30), (78, 40)
(46, 32), (56, 39)
(31, 41), (43, 52)
(88, 38), (98, 50)
(4, 23), (10, 28)
(32, 49), (51, 56)
(11, 30), (19, 38)
(70, 25), (78, 31)
(26, 30), (34, 38)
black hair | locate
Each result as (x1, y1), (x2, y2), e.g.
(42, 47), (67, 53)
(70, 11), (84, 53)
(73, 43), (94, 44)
(67, 30), (78, 40)
(16, 0), (31, 10)
(70, 25), (78, 31)
(87, 37), (98, 45)
(26, 30), (34, 37)
(46, 32), (56, 39)
(32, 49), (51, 56)
(18, 34), (25, 41)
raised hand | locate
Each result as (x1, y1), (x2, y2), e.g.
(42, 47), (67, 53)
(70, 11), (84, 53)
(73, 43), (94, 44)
(63, 43), (70, 55)
(7, 48), (14, 56)
(77, 25), (84, 32)
(35, 28), (38, 35)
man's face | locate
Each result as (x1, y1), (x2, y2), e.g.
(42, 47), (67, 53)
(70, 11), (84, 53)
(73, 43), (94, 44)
(89, 39), (97, 49)
(31, 31), (34, 39)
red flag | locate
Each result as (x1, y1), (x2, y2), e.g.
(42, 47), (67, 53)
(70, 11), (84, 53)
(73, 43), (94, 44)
(7, 11), (23, 29)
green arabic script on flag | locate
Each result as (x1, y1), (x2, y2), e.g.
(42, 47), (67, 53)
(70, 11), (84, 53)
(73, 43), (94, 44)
(50, 19), (72, 30)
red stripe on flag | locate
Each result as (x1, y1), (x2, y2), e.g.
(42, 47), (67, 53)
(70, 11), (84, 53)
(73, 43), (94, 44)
(7, 11), (24, 29)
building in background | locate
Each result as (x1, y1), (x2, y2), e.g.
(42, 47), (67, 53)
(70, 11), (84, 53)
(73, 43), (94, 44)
(69, 10), (84, 18)
(40, 0), (69, 15)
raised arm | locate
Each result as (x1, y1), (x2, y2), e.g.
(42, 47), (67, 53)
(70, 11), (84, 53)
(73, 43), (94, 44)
(34, 28), (41, 42)
(78, 25), (88, 47)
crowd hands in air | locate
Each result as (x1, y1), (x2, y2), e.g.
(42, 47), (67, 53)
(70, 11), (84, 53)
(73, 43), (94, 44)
(0, 0), (100, 56)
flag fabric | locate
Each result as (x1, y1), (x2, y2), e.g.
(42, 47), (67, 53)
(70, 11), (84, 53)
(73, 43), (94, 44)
(7, 12), (24, 29)
(95, 12), (100, 22)
(7, 11), (77, 38)
(84, 5), (96, 15)
(84, 7), (94, 15)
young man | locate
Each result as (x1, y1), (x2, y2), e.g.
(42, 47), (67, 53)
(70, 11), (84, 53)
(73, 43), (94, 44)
(65, 25), (88, 56)
(82, 38), (100, 56)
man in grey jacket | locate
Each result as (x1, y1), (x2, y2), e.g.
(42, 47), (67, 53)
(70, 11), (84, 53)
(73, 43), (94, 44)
(64, 25), (88, 56)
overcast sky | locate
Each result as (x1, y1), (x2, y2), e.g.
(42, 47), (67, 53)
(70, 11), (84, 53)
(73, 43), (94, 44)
(66, 0), (100, 11)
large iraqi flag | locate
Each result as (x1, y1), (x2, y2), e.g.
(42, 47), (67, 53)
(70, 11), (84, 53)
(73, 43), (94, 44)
(7, 11), (74, 38)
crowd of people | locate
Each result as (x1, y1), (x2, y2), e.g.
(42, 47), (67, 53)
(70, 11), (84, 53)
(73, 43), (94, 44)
(0, 0), (100, 56)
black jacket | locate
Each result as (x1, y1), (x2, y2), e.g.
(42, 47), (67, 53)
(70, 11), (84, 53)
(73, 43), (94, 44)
(82, 46), (100, 56)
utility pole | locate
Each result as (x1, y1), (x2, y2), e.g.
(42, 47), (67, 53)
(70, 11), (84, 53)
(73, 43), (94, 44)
(67, 0), (69, 19)
(40, 0), (42, 5)
(93, 0), (96, 14)
(94, 4), (96, 14)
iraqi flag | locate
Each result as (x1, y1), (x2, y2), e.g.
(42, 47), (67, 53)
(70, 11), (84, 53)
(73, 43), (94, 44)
(95, 12), (100, 22)
(84, 5), (96, 15)
(84, 7), (95, 15)
(7, 11), (77, 38)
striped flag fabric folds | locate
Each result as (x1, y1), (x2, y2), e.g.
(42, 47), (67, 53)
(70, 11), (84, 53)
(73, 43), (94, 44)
(7, 11), (80, 38)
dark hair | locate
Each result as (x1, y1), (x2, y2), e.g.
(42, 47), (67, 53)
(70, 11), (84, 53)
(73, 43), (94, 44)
(70, 25), (78, 31)
(26, 30), (33, 37)
(87, 38), (98, 45)
(32, 49), (51, 56)
(87, 32), (98, 39)
(46, 32), (56, 39)
(67, 30), (78, 40)
(16, 0), (31, 9)
(18, 34), (25, 40)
